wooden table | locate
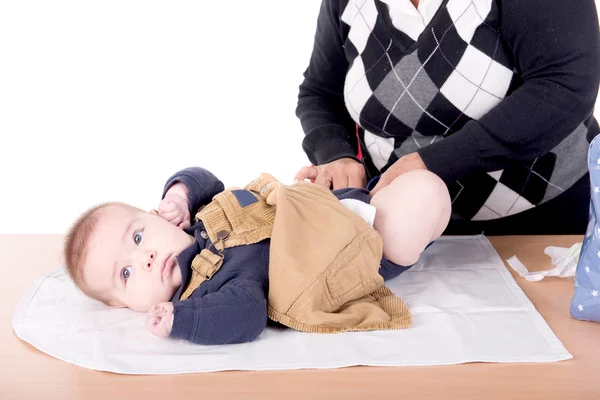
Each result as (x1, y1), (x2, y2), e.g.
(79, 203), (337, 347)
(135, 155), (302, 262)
(1, 235), (599, 399)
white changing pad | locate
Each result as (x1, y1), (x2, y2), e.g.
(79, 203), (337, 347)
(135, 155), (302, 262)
(12, 235), (572, 374)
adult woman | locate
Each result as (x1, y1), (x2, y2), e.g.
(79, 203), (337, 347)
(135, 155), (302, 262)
(294, 0), (600, 234)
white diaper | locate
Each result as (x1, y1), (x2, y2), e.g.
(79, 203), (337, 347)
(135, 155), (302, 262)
(339, 198), (376, 226)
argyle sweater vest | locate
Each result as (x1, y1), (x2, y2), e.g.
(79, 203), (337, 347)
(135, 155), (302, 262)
(297, 0), (600, 221)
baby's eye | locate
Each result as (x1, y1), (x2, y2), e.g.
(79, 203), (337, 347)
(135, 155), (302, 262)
(133, 230), (143, 245)
(121, 266), (132, 281)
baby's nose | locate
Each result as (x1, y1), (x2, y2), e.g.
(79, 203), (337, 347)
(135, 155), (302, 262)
(143, 251), (157, 270)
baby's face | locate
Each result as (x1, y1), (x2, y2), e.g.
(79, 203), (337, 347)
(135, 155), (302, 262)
(83, 204), (195, 312)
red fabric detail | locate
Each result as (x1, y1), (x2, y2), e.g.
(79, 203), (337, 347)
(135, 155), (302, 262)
(355, 124), (363, 160)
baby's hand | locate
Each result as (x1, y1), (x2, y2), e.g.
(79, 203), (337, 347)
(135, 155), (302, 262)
(152, 183), (191, 229)
(146, 302), (174, 338)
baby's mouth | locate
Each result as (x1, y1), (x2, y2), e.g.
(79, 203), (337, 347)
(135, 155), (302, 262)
(160, 254), (172, 282)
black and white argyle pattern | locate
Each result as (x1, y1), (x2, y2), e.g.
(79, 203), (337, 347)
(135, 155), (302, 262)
(341, 0), (588, 220)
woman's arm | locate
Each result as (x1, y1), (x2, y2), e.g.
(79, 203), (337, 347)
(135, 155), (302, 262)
(296, 0), (360, 167)
(417, 0), (600, 184)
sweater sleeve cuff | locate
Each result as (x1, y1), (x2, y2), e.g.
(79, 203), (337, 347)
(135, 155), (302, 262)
(417, 123), (483, 183)
(162, 173), (203, 216)
(162, 168), (225, 215)
(170, 302), (198, 342)
(302, 127), (360, 166)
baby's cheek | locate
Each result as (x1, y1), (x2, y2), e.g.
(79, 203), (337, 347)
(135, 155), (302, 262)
(128, 290), (156, 312)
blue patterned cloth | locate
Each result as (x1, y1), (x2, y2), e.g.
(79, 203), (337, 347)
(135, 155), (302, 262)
(571, 135), (600, 323)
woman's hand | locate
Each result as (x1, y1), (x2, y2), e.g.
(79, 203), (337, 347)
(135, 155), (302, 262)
(294, 158), (366, 190)
(369, 152), (428, 196)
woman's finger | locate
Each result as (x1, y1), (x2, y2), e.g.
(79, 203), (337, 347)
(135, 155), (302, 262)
(294, 166), (318, 182)
(331, 171), (349, 190)
(314, 168), (333, 188)
(347, 170), (366, 188)
(369, 173), (392, 197)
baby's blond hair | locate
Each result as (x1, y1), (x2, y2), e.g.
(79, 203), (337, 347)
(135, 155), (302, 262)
(63, 202), (126, 305)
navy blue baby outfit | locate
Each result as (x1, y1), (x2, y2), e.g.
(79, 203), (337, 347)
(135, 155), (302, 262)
(163, 168), (411, 345)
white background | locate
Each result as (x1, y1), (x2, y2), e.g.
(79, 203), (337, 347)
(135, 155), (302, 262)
(1, 0), (599, 234)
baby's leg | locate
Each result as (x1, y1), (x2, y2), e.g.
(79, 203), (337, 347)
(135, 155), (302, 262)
(370, 170), (451, 266)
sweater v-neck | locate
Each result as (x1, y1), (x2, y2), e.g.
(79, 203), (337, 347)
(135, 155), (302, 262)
(373, 0), (451, 54)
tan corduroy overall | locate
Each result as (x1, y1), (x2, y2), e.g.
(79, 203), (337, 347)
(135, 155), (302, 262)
(179, 173), (412, 333)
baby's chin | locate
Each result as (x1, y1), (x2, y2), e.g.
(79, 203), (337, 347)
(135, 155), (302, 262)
(131, 291), (178, 312)
(154, 288), (179, 305)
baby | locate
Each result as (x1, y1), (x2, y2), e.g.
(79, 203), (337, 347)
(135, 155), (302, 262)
(64, 167), (450, 345)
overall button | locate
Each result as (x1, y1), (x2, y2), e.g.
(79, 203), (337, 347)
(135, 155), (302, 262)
(200, 230), (208, 239)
